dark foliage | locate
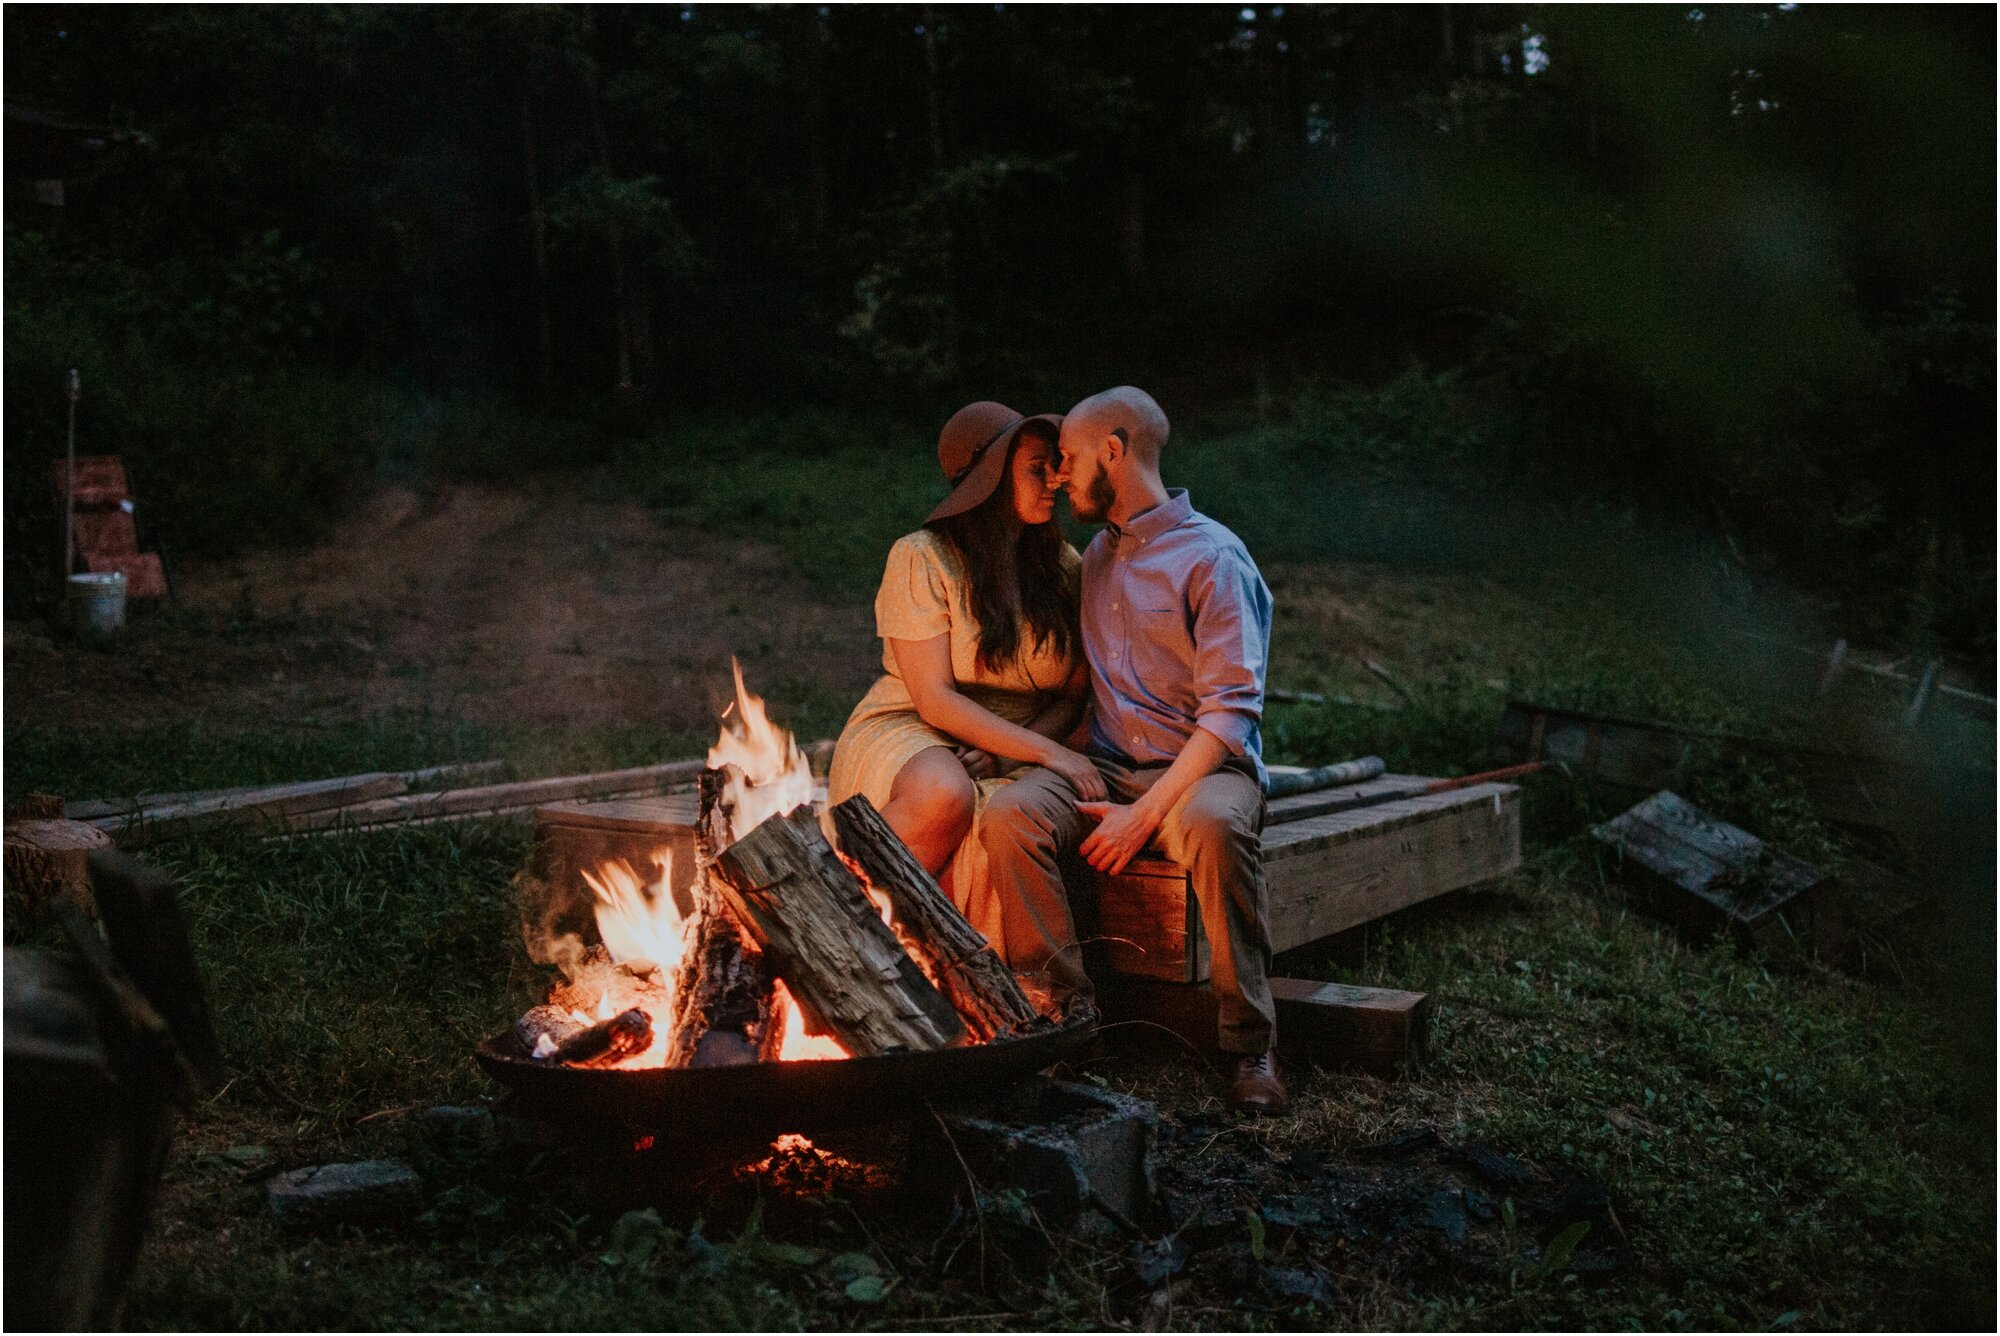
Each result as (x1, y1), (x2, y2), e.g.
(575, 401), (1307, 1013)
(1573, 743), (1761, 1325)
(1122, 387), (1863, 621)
(3, 4), (1991, 647)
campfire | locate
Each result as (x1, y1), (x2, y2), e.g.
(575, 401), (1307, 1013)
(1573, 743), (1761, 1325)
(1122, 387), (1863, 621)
(511, 661), (1052, 1076)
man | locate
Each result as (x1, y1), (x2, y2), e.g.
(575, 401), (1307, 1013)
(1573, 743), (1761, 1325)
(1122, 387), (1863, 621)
(976, 385), (1286, 1114)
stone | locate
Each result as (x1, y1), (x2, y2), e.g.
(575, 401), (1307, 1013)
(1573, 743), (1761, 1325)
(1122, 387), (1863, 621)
(266, 1159), (420, 1226)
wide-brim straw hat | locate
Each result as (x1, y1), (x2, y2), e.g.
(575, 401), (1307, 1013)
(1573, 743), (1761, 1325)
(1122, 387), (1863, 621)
(925, 401), (1065, 524)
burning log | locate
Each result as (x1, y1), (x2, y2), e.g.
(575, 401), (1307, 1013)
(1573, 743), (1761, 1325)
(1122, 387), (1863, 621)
(514, 1004), (586, 1054)
(544, 1008), (653, 1066)
(710, 808), (966, 1056)
(829, 795), (1045, 1042)
(663, 766), (779, 1067)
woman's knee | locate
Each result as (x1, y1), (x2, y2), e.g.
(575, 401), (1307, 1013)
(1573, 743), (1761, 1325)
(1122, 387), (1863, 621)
(891, 750), (976, 840)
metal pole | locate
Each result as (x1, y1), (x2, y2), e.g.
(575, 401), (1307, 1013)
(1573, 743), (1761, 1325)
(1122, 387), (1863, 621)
(62, 368), (80, 593)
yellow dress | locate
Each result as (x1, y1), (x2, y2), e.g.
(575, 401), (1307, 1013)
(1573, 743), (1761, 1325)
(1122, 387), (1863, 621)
(830, 530), (1082, 915)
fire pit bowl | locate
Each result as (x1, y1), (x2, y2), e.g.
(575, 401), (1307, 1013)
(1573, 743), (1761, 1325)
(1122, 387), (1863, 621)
(474, 993), (1099, 1141)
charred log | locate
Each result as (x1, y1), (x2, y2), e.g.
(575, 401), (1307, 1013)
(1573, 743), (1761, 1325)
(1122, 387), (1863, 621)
(549, 1008), (652, 1066)
(710, 808), (965, 1056)
(515, 1005), (586, 1055)
(663, 766), (777, 1067)
(830, 795), (1045, 1042)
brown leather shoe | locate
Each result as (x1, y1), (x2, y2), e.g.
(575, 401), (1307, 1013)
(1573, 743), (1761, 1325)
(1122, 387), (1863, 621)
(1228, 1050), (1290, 1115)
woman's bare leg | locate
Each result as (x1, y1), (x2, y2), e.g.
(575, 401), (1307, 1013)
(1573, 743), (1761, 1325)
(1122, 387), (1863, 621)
(879, 746), (976, 875)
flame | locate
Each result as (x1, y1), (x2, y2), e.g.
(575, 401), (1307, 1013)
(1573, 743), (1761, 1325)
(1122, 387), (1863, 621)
(772, 978), (847, 1061)
(537, 664), (883, 1070)
(572, 851), (689, 1068)
(708, 657), (813, 843)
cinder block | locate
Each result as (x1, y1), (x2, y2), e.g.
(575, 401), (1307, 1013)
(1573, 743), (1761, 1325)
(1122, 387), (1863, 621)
(912, 1078), (1158, 1231)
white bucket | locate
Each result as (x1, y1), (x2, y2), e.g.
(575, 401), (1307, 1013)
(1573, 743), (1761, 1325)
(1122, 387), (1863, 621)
(68, 571), (127, 636)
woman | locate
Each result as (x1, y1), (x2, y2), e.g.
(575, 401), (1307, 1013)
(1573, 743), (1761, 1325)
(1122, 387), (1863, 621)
(829, 401), (1107, 881)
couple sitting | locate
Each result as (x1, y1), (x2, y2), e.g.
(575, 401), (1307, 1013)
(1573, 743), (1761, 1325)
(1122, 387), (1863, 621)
(827, 387), (1286, 1113)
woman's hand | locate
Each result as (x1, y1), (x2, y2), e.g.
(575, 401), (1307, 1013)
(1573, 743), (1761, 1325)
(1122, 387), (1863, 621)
(1037, 743), (1108, 801)
(953, 745), (998, 780)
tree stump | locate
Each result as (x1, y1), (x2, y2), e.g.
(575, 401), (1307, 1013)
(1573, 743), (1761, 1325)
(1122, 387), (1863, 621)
(830, 795), (1045, 1042)
(711, 808), (965, 1056)
(5, 819), (112, 916)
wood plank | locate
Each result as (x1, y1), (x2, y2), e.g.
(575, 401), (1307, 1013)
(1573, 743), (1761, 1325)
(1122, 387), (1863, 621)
(534, 793), (701, 834)
(67, 760), (506, 823)
(1593, 790), (1827, 947)
(1264, 783), (1520, 957)
(1259, 772), (1438, 829)
(88, 773), (408, 837)
(274, 761), (708, 834)
(1105, 782), (1521, 983)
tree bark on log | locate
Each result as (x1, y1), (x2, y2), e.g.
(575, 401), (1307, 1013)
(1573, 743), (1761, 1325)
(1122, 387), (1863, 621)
(711, 808), (966, 1056)
(829, 795), (1044, 1042)
(662, 766), (777, 1067)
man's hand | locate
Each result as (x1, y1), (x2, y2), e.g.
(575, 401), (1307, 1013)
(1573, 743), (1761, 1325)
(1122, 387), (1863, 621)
(953, 745), (998, 780)
(1077, 799), (1162, 875)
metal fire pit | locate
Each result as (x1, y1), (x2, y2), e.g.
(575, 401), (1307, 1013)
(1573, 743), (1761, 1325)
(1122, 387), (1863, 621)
(474, 994), (1098, 1143)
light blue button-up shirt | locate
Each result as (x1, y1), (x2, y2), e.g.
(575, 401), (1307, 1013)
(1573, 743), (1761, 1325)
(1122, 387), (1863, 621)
(1080, 488), (1273, 788)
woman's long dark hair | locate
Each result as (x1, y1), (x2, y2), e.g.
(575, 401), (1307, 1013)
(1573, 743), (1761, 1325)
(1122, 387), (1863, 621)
(927, 420), (1079, 678)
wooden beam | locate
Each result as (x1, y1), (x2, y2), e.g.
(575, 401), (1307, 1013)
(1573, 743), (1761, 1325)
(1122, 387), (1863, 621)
(1104, 977), (1429, 1079)
(87, 773), (409, 839)
(1260, 781), (1520, 955)
(1269, 978), (1428, 1077)
(274, 761), (708, 835)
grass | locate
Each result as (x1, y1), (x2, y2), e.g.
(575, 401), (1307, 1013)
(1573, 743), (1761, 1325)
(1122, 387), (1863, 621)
(22, 721), (1987, 1330)
(5, 406), (1993, 1330)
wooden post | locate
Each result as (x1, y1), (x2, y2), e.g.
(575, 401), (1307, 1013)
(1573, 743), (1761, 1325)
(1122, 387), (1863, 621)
(710, 808), (965, 1056)
(829, 795), (1044, 1042)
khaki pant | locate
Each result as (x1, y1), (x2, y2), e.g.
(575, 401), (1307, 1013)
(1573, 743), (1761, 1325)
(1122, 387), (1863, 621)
(970, 755), (1276, 1054)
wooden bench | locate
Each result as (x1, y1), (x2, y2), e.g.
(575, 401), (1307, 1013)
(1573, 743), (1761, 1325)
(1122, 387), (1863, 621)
(1096, 773), (1523, 984)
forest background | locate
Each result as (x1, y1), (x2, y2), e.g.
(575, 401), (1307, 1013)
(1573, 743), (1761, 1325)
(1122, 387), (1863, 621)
(4, 3), (1993, 660)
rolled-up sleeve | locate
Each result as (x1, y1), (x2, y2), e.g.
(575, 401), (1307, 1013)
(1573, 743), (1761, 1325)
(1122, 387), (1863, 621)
(1188, 551), (1272, 755)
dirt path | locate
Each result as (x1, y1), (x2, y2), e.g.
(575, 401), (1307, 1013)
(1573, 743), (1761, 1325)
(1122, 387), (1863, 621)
(5, 477), (879, 738)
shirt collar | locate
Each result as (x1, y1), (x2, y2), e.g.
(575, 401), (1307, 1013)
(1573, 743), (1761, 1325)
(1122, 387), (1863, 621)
(1106, 488), (1191, 548)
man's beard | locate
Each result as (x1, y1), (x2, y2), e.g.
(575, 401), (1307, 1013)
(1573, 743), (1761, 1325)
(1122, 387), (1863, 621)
(1069, 471), (1116, 522)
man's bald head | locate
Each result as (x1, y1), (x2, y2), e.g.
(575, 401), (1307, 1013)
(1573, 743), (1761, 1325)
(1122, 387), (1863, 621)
(1056, 385), (1172, 523)
(1065, 385), (1170, 465)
